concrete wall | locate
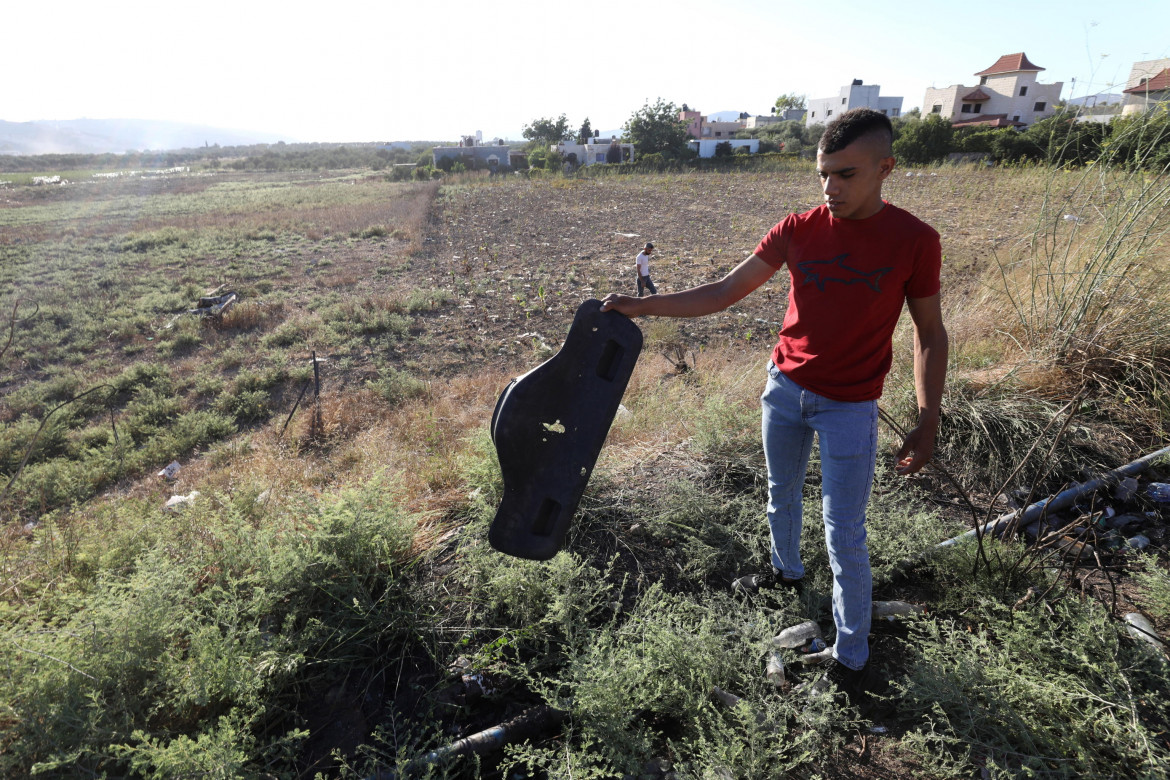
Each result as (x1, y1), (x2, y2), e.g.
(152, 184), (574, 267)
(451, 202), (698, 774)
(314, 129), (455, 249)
(1125, 58), (1170, 90)
(1123, 58), (1170, 114)
(745, 110), (805, 127)
(687, 139), (759, 158)
(699, 121), (744, 138)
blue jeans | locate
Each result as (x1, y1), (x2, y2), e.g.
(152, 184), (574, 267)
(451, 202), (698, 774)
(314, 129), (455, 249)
(760, 362), (877, 670)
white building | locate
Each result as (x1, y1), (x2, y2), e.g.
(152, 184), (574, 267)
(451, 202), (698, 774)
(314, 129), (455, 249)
(923, 52), (1062, 129)
(552, 139), (634, 166)
(806, 80), (902, 127)
(688, 139), (759, 158)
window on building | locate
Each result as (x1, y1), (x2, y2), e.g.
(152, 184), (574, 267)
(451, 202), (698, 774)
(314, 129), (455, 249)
(841, 98), (846, 104)
(931, 104), (942, 113)
(715, 131), (721, 137)
(1020, 86), (1028, 96)
(1013, 115), (1020, 122)
(973, 104), (982, 114)
(811, 111), (816, 118)
(827, 110), (833, 117)
(892, 108), (899, 116)
(1034, 101), (1046, 112)
(980, 76), (988, 85)
(961, 104), (972, 113)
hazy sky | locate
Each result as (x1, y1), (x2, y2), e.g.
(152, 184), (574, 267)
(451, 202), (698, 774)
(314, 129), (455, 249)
(5, 0), (1169, 143)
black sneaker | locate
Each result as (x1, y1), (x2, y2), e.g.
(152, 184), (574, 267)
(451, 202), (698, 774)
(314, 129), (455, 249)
(802, 659), (869, 707)
(731, 568), (803, 595)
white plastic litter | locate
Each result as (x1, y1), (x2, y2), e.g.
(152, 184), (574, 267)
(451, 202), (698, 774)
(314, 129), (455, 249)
(1124, 612), (1166, 651)
(772, 620), (822, 648)
(765, 652), (786, 686)
(163, 491), (200, 511)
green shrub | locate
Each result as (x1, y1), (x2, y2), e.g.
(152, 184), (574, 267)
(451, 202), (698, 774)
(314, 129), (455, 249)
(215, 389), (270, 424)
(895, 587), (1170, 777)
(1133, 552), (1170, 621)
(111, 362), (172, 399)
(367, 367), (427, 406)
(0, 475), (427, 777)
(0, 414), (71, 472)
(120, 227), (190, 253)
(123, 388), (183, 443)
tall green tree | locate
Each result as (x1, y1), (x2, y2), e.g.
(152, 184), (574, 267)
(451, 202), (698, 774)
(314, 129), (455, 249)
(522, 115), (572, 148)
(774, 93), (806, 112)
(892, 114), (954, 164)
(623, 99), (690, 158)
(576, 117), (593, 145)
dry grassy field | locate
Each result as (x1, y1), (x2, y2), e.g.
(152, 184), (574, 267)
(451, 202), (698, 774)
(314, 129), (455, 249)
(1, 162), (1168, 778)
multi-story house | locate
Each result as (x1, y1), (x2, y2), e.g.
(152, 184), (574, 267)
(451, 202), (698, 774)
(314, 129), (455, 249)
(679, 109), (704, 140)
(924, 52), (1063, 128)
(1121, 58), (1170, 115)
(805, 80), (902, 127)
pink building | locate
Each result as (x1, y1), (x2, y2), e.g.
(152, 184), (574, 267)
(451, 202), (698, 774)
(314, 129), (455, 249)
(679, 110), (703, 140)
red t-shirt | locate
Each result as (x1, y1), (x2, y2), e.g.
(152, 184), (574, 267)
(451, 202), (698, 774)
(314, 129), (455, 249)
(753, 203), (941, 402)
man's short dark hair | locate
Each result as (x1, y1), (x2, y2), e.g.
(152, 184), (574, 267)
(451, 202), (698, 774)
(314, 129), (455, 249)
(644, 242), (654, 250)
(818, 108), (894, 156)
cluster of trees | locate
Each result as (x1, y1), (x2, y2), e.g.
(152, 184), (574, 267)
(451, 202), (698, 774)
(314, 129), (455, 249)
(890, 108), (1170, 170)
(516, 99), (822, 170)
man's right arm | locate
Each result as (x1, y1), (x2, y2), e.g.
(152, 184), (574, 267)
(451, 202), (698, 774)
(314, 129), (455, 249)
(601, 254), (776, 318)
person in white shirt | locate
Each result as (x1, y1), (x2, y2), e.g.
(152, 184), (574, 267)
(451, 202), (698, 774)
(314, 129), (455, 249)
(635, 242), (658, 297)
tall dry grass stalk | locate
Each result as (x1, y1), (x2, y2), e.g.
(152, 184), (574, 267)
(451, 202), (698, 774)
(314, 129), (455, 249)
(983, 129), (1170, 372)
(932, 127), (1170, 485)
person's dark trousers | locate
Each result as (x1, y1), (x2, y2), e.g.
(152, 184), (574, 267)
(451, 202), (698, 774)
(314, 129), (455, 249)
(637, 274), (657, 297)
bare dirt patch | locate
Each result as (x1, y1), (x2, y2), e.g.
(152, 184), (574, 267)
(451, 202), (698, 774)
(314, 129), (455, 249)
(387, 169), (1043, 380)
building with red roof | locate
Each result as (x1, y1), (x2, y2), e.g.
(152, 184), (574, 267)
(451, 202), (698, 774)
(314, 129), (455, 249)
(923, 52), (1063, 128)
(1121, 58), (1170, 115)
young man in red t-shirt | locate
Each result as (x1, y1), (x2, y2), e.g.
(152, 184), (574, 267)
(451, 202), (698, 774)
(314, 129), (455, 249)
(600, 108), (948, 703)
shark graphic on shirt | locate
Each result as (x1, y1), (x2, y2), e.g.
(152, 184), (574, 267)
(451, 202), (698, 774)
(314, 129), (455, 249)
(796, 254), (891, 293)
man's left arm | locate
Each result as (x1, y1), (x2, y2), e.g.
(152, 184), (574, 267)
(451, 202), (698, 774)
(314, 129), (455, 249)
(896, 293), (949, 475)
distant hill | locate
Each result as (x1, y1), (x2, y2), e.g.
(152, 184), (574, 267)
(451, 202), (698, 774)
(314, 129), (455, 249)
(1067, 93), (1124, 107)
(706, 110), (748, 122)
(0, 118), (294, 156)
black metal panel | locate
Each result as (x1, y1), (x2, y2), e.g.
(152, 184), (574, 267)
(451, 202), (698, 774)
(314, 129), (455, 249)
(489, 299), (643, 560)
